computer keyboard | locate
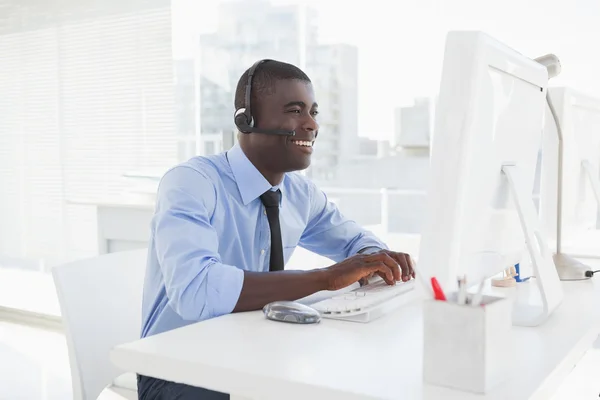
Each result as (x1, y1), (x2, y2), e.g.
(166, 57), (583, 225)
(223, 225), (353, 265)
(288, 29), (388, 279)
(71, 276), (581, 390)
(310, 277), (416, 323)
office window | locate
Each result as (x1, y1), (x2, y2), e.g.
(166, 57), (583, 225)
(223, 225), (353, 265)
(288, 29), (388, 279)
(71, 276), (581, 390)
(204, 141), (216, 156)
(0, 0), (175, 313)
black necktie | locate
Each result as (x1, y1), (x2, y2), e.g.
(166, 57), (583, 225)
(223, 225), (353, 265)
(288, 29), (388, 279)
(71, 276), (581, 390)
(260, 190), (284, 272)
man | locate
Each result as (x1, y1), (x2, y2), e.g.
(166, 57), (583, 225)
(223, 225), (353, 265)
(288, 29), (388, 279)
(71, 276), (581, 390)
(138, 59), (415, 399)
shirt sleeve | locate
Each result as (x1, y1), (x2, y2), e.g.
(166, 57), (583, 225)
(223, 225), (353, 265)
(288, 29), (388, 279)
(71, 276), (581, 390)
(152, 166), (244, 321)
(299, 180), (388, 262)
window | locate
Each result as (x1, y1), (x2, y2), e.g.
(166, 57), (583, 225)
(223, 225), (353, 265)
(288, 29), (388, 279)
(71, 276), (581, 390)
(204, 141), (216, 156)
(0, 0), (175, 314)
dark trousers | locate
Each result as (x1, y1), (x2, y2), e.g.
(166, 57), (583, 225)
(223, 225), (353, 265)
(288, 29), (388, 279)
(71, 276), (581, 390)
(137, 374), (230, 400)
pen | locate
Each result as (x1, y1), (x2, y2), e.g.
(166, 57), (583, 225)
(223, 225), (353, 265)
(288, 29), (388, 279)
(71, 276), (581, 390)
(457, 275), (467, 305)
(430, 277), (447, 301)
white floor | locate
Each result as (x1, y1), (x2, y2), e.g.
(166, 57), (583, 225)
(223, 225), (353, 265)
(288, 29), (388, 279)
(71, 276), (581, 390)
(0, 322), (71, 400)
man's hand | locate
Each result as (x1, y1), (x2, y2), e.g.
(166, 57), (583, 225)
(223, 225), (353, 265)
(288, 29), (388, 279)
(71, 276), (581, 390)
(235, 250), (416, 313)
(379, 249), (415, 280)
(358, 250), (415, 286)
(323, 252), (403, 291)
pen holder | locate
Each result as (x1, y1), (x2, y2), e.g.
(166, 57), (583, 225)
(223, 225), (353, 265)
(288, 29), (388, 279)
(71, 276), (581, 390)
(423, 293), (513, 394)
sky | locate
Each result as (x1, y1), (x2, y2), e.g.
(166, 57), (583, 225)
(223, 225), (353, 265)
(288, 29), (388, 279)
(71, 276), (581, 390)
(172, 0), (600, 140)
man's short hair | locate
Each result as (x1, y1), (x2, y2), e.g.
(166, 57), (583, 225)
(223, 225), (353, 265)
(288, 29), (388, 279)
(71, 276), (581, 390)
(234, 60), (311, 111)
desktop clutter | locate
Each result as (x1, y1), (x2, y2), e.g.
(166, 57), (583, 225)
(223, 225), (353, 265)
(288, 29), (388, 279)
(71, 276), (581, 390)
(261, 267), (519, 394)
(423, 274), (513, 394)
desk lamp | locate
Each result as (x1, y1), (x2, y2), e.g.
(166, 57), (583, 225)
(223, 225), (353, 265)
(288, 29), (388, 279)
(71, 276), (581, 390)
(535, 54), (594, 280)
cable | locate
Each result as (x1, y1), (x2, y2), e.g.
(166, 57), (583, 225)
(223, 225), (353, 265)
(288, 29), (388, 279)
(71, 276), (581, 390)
(584, 270), (600, 278)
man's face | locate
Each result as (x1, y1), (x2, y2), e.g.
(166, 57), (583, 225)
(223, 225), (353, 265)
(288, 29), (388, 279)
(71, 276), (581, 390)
(249, 79), (319, 172)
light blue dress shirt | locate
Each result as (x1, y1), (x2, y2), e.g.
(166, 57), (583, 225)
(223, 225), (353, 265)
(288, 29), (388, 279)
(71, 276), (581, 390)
(141, 143), (387, 338)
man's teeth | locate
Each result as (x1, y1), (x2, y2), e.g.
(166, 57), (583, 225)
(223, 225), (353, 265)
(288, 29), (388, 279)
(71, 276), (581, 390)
(293, 140), (313, 147)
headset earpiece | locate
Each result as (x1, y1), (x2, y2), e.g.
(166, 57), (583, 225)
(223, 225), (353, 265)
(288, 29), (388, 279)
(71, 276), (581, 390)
(234, 108), (253, 133)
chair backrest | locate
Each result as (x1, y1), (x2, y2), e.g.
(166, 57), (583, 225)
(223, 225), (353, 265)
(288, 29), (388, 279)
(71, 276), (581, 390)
(52, 249), (147, 400)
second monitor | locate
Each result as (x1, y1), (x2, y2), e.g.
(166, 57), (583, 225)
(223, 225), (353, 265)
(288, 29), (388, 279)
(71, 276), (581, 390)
(540, 87), (600, 265)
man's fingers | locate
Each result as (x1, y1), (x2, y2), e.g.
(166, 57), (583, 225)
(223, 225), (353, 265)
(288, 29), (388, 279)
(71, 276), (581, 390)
(398, 254), (411, 281)
(382, 251), (415, 281)
(375, 271), (396, 285)
(381, 252), (410, 281)
(359, 272), (374, 286)
(366, 262), (394, 284)
(404, 253), (416, 278)
(365, 253), (401, 281)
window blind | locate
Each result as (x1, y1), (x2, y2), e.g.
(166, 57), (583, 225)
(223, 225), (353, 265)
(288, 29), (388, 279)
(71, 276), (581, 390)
(0, 1), (175, 265)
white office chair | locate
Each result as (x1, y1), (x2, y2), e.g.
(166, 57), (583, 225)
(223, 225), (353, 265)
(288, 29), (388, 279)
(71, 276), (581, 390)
(53, 249), (148, 400)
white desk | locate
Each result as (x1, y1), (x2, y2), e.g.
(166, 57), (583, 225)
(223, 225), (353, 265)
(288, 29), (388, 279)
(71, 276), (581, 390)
(111, 279), (600, 400)
(68, 199), (154, 254)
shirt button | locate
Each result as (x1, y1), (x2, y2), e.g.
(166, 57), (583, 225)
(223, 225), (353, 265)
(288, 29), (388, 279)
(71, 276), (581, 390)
(263, 209), (267, 215)
(261, 249), (265, 255)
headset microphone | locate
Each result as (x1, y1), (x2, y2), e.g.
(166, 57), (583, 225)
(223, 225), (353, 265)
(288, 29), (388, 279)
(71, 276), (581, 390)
(234, 59), (296, 137)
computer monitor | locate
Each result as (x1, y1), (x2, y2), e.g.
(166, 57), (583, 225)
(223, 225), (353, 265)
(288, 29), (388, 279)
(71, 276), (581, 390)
(418, 31), (563, 326)
(539, 87), (600, 254)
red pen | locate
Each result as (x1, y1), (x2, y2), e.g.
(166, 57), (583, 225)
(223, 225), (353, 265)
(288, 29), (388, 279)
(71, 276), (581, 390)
(430, 277), (447, 301)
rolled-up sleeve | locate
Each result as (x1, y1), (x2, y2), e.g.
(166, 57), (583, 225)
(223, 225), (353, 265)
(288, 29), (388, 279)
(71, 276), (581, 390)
(299, 180), (388, 262)
(152, 166), (244, 321)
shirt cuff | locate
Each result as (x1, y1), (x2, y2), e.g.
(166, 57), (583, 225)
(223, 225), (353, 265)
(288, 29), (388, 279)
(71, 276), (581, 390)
(357, 246), (383, 255)
(207, 263), (245, 318)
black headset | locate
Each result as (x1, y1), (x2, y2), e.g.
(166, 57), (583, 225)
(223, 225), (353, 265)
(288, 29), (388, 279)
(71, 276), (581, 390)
(233, 59), (296, 136)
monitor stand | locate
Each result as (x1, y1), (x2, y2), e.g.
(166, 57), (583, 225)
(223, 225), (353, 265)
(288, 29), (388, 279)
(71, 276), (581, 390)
(502, 164), (564, 327)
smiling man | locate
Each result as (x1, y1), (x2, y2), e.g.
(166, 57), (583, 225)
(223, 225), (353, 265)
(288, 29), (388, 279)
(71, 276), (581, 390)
(137, 59), (415, 399)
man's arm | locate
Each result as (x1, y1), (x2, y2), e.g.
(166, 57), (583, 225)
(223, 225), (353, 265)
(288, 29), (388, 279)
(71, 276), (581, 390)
(153, 166), (245, 321)
(234, 252), (403, 312)
(154, 167), (401, 319)
(299, 180), (388, 261)
(298, 181), (415, 281)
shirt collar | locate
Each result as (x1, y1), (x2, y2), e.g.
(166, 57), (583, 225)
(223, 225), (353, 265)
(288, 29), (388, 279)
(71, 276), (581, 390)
(227, 143), (285, 206)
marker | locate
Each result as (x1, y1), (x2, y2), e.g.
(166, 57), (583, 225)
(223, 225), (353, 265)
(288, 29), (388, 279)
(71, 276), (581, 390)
(430, 277), (447, 301)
